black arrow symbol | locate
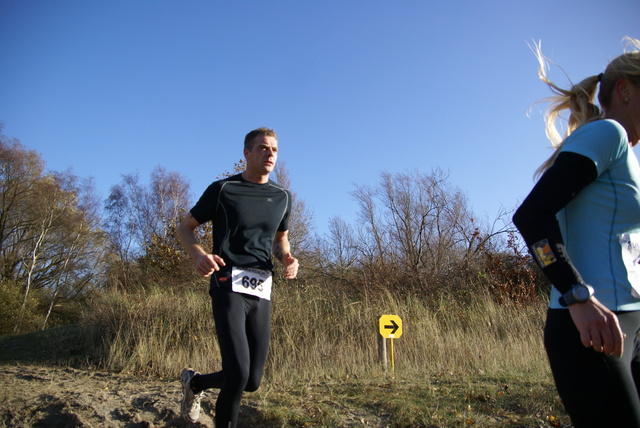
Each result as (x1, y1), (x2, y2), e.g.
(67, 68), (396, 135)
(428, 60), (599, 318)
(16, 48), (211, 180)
(384, 319), (399, 335)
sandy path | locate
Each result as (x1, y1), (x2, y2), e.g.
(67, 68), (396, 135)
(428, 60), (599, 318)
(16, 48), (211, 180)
(0, 364), (218, 427)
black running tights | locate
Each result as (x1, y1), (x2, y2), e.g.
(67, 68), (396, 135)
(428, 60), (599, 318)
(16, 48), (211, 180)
(545, 309), (640, 427)
(193, 288), (271, 428)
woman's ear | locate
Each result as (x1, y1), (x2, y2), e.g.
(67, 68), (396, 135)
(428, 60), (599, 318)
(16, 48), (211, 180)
(615, 77), (633, 102)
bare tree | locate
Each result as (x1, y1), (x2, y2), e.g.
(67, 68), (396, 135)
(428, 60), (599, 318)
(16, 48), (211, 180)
(0, 133), (44, 282)
(0, 131), (107, 333)
(39, 172), (105, 329)
(104, 172), (146, 264)
(141, 167), (194, 284)
(312, 216), (359, 284)
(340, 169), (508, 296)
(273, 162), (314, 261)
(149, 166), (191, 240)
(104, 166), (194, 288)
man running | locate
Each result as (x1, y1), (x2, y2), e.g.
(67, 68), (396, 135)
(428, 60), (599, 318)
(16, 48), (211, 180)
(176, 127), (299, 427)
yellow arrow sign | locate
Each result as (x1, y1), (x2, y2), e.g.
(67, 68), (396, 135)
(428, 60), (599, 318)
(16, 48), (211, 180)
(379, 314), (402, 338)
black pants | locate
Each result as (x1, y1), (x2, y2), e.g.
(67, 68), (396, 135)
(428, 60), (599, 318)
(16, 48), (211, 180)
(193, 288), (271, 428)
(545, 309), (640, 427)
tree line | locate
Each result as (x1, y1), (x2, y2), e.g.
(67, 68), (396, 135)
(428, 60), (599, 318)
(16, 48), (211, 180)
(0, 127), (546, 335)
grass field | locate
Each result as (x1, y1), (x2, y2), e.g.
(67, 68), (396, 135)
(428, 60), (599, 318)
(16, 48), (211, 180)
(0, 283), (571, 427)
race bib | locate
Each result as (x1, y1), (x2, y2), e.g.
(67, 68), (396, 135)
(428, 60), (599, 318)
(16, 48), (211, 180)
(231, 267), (273, 300)
(620, 233), (640, 298)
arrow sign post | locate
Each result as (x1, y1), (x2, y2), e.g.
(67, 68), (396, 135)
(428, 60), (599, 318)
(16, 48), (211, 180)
(378, 315), (402, 375)
(379, 314), (402, 339)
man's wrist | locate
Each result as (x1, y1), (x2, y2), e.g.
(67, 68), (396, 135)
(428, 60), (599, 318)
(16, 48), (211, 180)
(559, 283), (594, 307)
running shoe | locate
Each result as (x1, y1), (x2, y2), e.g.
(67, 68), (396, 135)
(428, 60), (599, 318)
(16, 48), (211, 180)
(180, 368), (203, 423)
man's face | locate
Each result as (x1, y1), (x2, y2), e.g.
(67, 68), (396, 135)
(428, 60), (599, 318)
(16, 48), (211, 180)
(244, 135), (278, 175)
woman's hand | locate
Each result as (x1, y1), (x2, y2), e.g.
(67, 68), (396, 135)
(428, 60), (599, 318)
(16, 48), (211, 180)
(569, 297), (625, 357)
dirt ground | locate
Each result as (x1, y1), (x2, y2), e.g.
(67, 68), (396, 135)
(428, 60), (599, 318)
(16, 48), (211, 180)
(0, 364), (388, 428)
(0, 364), (222, 428)
(0, 328), (554, 427)
(0, 324), (384, 427)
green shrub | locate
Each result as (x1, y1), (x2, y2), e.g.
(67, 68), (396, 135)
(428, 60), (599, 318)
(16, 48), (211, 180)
(0, 280), (43, 335)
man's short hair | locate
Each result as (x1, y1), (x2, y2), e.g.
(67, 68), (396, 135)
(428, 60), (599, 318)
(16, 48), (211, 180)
(244, 127), (277, 150)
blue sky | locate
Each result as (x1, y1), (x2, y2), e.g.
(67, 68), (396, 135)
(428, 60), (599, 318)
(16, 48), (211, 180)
(1, 1), (639, 236)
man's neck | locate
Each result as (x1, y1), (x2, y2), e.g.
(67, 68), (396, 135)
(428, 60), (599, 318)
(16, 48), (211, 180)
(241, 171), (270, 184)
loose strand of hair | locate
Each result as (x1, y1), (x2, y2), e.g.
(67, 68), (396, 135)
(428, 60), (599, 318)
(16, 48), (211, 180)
(529, 41), (602, 179)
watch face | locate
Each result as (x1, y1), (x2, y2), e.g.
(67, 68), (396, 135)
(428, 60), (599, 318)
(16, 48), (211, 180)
(575, 285), (591, 301)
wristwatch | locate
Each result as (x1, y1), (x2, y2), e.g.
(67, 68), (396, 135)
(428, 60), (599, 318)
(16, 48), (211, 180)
(559, 283), (594, 307)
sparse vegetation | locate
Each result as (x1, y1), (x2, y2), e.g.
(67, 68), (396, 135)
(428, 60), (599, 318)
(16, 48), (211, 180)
(1, 284), (569, 426)
(74, 280), (552, 383)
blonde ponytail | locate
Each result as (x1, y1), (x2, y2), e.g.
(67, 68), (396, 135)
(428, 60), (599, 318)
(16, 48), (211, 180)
(530, 41), (602, 178)
(531, 37), (640, 178)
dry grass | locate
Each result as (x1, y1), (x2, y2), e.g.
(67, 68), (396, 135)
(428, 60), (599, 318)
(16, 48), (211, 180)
(68, 282), (569, 426)
(81, 283), (550, 382)
(268, 285), (549, 383)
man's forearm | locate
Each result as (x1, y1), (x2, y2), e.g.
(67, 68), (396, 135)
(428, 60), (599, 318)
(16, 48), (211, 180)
(272, 240), (291, 263)
(177, 219), (207, 262)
